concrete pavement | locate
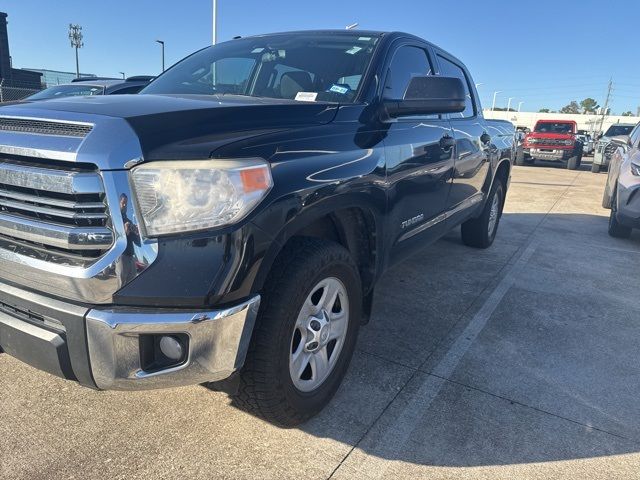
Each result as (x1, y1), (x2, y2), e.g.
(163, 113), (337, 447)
(2, 163), (640, 480)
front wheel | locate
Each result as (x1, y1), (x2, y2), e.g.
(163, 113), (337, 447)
(461, 180), (505, 248)
(591, 163), (601, 173)
(567, 153), (581, 170)
(233, 237), (362, 427)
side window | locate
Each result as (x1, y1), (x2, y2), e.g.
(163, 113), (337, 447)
(109, 85), (144, 95)
(630, 125), (640, 148)
(436, 55), (475, 118)
(384, 46), (432, 100)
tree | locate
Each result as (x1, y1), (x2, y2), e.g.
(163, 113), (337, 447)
(580, 98), (600, 114)
(560, 101), (580, 114)
(538, 108), (551, 113)
(622, 111), (634, 116)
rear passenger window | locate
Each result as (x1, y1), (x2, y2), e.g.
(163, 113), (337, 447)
(384, 46), (432, 100)
(436, 55), (475, 118)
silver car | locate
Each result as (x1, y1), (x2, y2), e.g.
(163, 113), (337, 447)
(593, 123), (636, 173)
(602, 123), (640, 238)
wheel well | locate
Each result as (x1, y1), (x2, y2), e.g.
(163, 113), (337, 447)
(495, 160), (510, 209)
(287, 207), (377, 294)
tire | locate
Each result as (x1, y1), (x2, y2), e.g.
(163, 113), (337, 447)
(567, 155), (580, 170)
(515, 149), (525, 166)
(591, 163), (601, 173)
(608, 188), (632, 239)
(233, 237), (362, 427)
(461, 179), (505, 249)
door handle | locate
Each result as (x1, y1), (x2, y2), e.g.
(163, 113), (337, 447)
(439, 135), (455, 150)
(480, 132), (491, 145)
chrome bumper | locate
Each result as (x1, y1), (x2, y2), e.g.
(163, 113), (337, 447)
(86, 296), (260, 390)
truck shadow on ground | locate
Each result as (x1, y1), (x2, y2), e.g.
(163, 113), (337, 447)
(283, 212), (640, 468)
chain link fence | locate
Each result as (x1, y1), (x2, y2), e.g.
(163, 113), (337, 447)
(0, 79), (43, 103)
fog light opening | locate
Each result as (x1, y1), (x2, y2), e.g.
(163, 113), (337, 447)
(159, 335), (184, 361)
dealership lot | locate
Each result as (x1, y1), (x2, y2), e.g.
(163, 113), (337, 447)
(2, 162), (640, 480)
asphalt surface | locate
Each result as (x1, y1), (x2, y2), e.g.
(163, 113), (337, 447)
(2, 161), (640, 480)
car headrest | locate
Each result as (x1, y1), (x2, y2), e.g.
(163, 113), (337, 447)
(279, 71), (313, 99)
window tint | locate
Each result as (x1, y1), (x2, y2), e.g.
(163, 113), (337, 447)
(436, 55), (474, 118)
(384, 46), (432, 100)
(109, 85), (144, 95)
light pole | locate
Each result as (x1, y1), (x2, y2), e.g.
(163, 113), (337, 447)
(491, 91), (501, 111)
(517, 101), (524, 112)
(119, 71), (125, 79)
(68, 24), (84, 78)
(155, 39), (165, 72)
(345, 23), (359, 30)
(212, 0), (218, 44)
(507, 97), (514, 112)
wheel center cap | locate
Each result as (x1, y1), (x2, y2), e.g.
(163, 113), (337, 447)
(306, 310), (331, 351)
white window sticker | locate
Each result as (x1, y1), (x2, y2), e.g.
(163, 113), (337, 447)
(330, 84), (349, 94)
(295, 92), (318, 102)
(251, 48), (265, 53)
(346, 46), (362, 55)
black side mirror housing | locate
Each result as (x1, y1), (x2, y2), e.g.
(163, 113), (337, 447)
(384, 76), (466, 118)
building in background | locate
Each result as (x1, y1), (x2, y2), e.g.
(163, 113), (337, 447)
(0, 12), (42, 90)
(23, 69), (96, 87)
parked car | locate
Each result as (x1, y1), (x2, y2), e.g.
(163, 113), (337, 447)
(518, 120), (583, 169)
(576, 133), (594, 155)
(602, 123), (640, 237)
(23, 76), (154, 101)
(0, 30), (515, 426)
(592, 123), (636, 173)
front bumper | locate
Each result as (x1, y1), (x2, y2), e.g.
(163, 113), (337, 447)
(524, 147), (573, 162)
(0, 279), (260, 390)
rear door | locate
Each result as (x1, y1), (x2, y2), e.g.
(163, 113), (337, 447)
(435, 52), (491, 213)
(382, 42), (455, 264)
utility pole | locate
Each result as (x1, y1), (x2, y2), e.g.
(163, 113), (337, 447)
(598, 78), (613, 135)
(68, 24), (84, 78)
(492, 91), (502, 111)
(212, 0), (218, 44)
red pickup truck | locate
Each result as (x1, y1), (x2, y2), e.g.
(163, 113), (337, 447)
(518, 120), (583, 169)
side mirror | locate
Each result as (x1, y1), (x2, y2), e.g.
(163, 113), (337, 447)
(384, 76), (466, 118)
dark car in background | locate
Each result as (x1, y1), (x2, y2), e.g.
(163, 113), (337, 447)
(24, 76), (154, 101)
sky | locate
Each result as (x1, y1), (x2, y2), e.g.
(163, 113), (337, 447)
(3, 0), (639, 114)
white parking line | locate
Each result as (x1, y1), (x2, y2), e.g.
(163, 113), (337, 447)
(336, 240), (539, 479)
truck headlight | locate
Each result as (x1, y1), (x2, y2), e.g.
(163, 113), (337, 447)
(131, 159), (272, 236)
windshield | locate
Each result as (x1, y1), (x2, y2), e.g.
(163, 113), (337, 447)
(604, 125), (634, 137)
(534, 122), (574, 134)
(27, 84), (105, 100)
(142, 33), (380, 103)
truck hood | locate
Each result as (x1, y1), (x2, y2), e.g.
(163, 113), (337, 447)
(0, 94), (339, 169)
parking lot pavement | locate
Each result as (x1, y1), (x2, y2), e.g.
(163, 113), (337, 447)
(2, 164), (640, 480)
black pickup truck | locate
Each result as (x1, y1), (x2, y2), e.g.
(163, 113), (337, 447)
(0, 30), (514, 426)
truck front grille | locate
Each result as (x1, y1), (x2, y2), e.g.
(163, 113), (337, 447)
(0, 159), (113, 264)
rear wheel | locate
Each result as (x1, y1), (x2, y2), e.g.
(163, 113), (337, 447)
(608, 188), (632, 239)
(515, 149), (526, 166)
(591, 163), (601, 173)
(233, 237), (362, 427)
(461, 180), (504, 248)
(567, 154), (581, 170)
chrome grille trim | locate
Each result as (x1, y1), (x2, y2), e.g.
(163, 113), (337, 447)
(0, 213), (113, 251)
(0, 117), (93, 138)
(0, 161), (103, 195)
(0, 188), (105, 210)
(0, 198), (108, 221)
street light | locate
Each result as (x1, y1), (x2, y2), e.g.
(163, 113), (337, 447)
(517, 101), (524, 112)
(119, 71), (125, 79)
(155, 39), (165, 72)
(345, 23), (359, 30)
(507, 97), (514, 112)
(212, 0), (218, 44)
(68, 24), (84, 78)
(491, 91), (502, 111)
